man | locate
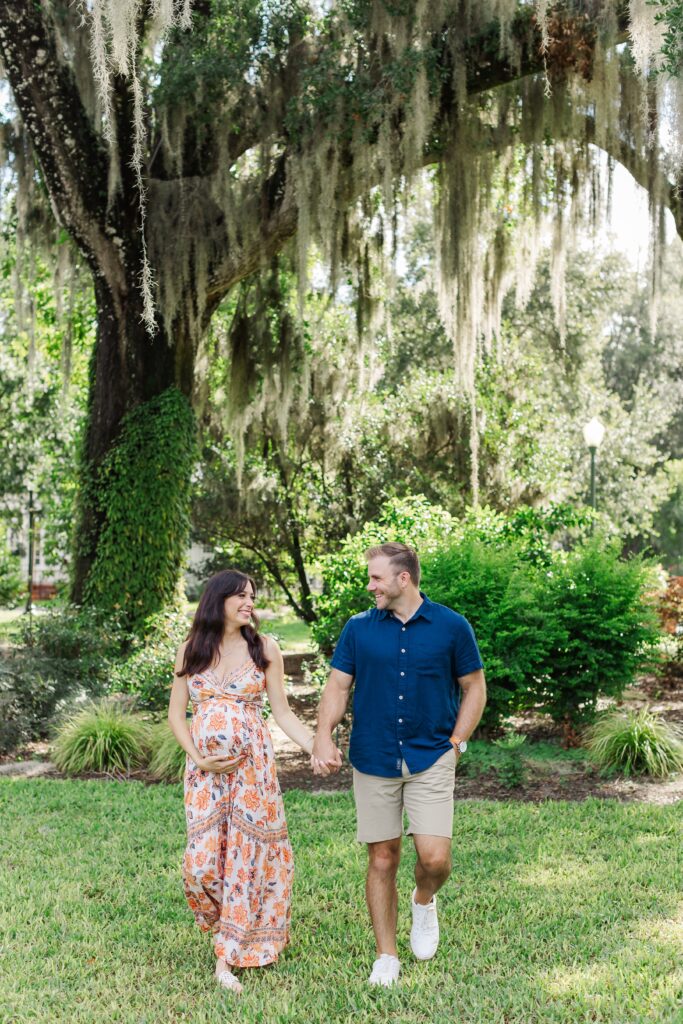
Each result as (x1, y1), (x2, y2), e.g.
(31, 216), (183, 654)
(311, 542), (486, 987)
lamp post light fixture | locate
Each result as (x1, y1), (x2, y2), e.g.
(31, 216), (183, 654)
(582, 417), (605, 512)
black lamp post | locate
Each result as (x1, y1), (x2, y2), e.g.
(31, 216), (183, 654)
(582, 417), (605, 516)
(25, 482), (40, 617)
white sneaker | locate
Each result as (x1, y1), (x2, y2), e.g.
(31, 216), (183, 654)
(410, 888), (439, 960)
(368, 953), (400, 987)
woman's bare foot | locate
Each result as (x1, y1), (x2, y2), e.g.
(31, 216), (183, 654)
(215, 958), (242, 994)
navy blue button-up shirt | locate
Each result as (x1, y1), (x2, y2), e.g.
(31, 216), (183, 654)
(330, 594), (484, 777)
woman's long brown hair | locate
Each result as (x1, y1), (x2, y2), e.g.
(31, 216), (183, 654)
(178, 569), (270, 678)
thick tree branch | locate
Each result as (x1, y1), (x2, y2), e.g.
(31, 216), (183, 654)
(271, 445), (316, 621)
(583, 117), (683, 240)
(218, 529), (313, 621)
(204, 5), (645, 302)
(0, 2), (126, 295)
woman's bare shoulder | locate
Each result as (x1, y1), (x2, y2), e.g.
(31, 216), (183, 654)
(261, 631), (278, 649)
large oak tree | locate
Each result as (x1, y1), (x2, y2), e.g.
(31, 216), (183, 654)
(0, 0), (680, 625)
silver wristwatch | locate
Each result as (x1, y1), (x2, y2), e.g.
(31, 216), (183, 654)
(452, 737), (468, 755)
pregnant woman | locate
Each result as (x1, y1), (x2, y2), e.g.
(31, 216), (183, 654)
(168, 569), (332, 994)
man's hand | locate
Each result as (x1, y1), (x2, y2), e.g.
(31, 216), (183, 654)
(311, 733), (343, 775)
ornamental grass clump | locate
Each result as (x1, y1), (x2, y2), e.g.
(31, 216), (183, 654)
(148, 721), (186, 782)
(52, 699), (150, 775)
(585, 706), (683, 778)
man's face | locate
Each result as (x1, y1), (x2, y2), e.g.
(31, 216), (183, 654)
(367, 556), (404, 610)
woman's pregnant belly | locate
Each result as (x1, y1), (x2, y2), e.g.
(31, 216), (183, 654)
(192, 702), (250, 763)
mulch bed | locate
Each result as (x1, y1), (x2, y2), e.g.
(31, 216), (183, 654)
(272, 678), (683, 803)
(3, 670), (683, 804)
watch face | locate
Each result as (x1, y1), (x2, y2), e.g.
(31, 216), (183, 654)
(458, 740), (468, 754)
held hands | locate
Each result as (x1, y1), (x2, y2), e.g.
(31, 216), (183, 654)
(310, 734), (343, 776)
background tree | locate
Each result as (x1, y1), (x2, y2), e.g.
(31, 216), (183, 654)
(189, 195), (682, 614)
(1, 1), (681, 625)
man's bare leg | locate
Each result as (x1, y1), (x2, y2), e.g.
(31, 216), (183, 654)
(412, 834), (452, 904)
(366, 837), (402, 955)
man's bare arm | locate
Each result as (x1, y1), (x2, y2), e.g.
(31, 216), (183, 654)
(311, 668), (353, 774)
(450, 669), (487, 757)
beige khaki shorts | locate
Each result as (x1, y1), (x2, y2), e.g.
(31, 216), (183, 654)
(353, 747), (457, 843)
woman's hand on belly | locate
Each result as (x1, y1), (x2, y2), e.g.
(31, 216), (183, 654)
(195, 753), (244, 774)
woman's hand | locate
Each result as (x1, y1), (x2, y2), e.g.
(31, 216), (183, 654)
(195, 754), (243, 774)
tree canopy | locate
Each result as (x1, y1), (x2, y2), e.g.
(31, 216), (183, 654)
(1, 1), (682, 623)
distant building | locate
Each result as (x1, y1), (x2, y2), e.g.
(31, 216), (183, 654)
(6, 511), (213, 601)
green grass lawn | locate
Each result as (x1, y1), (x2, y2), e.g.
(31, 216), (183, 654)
(184, 603), (313, 652)
(261, 613), (313, 653)
(1, 781), (681, 1023)
(460, 738), (590, 778)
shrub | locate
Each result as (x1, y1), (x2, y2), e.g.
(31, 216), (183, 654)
(16, 605), (125, 690)
(302, 649), (332, 691)
(422, 538), (552, 725)
(148, 721), (186, 782)
(0, 665), (66, 754)
(536, 542), (661, 726)
(492, 732), (528, 788)
(109, 608), (189, 710)
(52, 699), (150, 775)
(585, 706), (683, 777)
(453, 503), (594, 567)
(315, 497), (661, 731)
(0, 606), (125, 754)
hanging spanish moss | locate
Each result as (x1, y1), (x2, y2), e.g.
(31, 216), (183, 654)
(3, 0), (683, 485)
(73, 0), (192, 329)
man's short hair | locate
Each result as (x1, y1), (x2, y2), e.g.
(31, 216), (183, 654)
(365, 542), (421, 586)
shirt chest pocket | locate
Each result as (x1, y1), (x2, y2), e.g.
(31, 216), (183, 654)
(409, 638), (454, 678)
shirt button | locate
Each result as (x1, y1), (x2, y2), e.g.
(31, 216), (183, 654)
(398, 718), (403, 723)
(399, 695), (404, 700)
(401, 627), (406, 632)
(401, 648), (406, 653)
(399, 740), (403, 745)
(400, 672), (405, 677)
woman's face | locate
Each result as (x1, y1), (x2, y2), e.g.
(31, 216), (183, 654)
(223, 581), (255, 629)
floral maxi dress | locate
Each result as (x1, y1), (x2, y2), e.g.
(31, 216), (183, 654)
(183, 659), (293, 967)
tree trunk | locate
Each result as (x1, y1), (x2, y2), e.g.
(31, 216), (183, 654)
(71, 273), (196, 605)
(0, 2), (204, 624)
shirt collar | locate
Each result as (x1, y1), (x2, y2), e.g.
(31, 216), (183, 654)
(380, 592), (433, 623)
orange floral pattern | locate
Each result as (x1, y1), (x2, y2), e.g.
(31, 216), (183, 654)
(182, 659), (293, 967)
